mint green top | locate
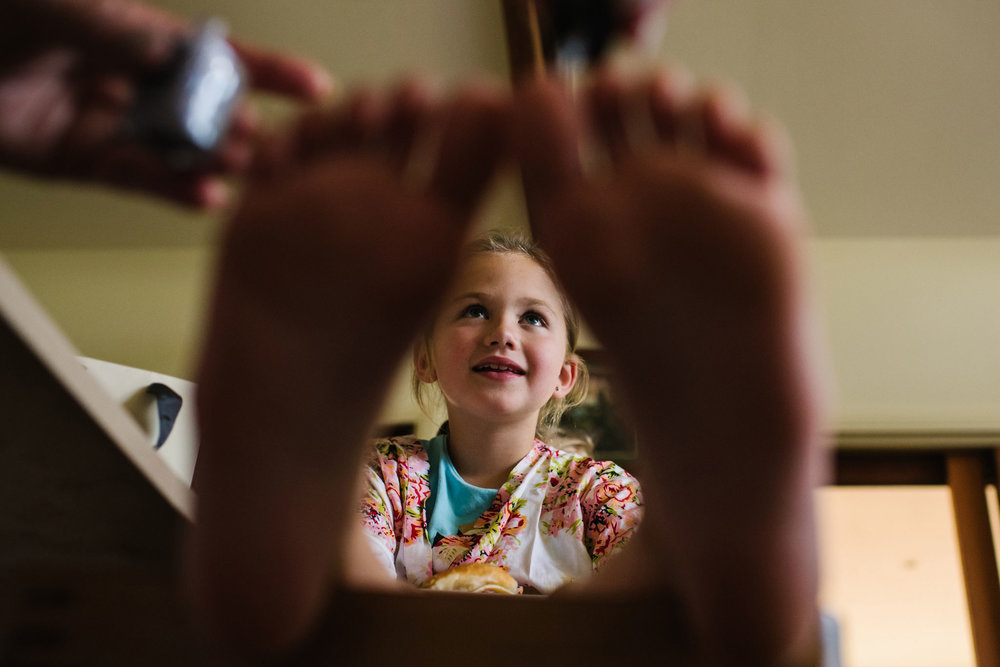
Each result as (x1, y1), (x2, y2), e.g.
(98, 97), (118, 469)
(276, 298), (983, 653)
(424, 435), (499, 543)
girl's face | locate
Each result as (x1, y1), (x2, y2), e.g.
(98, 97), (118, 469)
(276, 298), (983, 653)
(415, 252), (578, 430)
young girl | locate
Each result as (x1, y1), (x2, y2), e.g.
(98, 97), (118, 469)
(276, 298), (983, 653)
(360, 229), (642, 593)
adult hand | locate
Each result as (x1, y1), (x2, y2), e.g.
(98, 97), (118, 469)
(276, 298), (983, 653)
(0, 0), (333, 208)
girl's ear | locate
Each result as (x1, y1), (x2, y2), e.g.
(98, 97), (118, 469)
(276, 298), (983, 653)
(552, 357), (578, 398)
(413, 343), (437, 383)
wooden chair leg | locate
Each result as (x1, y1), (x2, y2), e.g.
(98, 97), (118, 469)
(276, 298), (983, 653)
(995, 446), (1000, 528)
(948, 453), (1000, 666)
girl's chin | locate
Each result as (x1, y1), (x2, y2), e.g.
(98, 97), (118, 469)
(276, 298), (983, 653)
(448, 405), (542, 427)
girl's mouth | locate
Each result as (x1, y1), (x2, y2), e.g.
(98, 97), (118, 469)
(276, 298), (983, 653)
(473, 360), (526, 376)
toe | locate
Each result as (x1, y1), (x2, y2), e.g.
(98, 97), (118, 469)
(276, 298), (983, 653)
(383, 77), (439, 175)
(698, 82), (772, 175)
(587, 69), (632, 163)
(645, 65), (696, 149)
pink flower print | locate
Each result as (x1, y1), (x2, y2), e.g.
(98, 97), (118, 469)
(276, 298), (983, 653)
(404, 479), (429, 510)
(593, 480), (628, 507)
(400, 487), (430, 546)
(611, 483), (636, 505)
(403, 520), (424, 545)
(409, 449), (430, 479)
(360, 500), (382, 527)
(589, 513), (634, 561)
(436, 535), (475, 568)
(545, 499), (584, 539)
(495, 511), (528, 552)
(384, 482), (402, 514)
(504, 512), (527, 535)
(543, 462), (588, 507)
(591, 531), (618, 559)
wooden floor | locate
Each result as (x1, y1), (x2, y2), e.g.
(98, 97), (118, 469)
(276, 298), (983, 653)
(818, 487), (987, 666)
(828, 441), (1000, 666)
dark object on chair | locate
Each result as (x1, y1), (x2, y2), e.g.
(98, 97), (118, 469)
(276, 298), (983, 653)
(146, 383), (182, 449)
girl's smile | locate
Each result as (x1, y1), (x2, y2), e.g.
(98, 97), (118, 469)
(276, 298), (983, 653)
(472, 355), (527, 380)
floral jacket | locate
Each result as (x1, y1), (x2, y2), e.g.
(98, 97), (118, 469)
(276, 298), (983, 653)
(360, 436), (643, 593)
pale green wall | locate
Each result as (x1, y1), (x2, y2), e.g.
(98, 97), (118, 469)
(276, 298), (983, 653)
(3, 247), (212, 379)
(5, 236), (1000, 433)
(809, 237), (1000, 430)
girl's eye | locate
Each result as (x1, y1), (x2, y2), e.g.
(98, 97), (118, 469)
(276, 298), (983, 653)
(461, 304), (488, 319)
(521, 311), (547, 327)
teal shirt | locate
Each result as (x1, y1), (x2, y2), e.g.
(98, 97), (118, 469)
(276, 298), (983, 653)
(424, 435), (499, 542)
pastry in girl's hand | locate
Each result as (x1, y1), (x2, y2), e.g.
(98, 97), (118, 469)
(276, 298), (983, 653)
(420, 563), (520, 594)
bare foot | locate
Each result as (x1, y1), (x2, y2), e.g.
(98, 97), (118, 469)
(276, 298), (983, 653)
(514, 69), (825, 665)
(188, 79), (508, 653)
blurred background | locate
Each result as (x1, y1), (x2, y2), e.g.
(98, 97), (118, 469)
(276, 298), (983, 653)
(1, 2), (998, 664)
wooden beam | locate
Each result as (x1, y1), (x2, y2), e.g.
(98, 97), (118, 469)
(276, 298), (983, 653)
(948, 453), (1000, 667)
(500, 0), (550, 81)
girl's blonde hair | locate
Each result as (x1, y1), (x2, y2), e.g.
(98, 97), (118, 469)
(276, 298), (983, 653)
(412, 228), (589, 439)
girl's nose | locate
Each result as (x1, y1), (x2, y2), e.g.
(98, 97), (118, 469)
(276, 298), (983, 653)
(486, 318), (517, 349)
